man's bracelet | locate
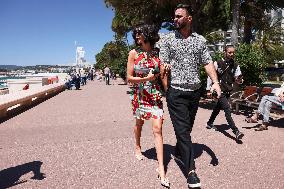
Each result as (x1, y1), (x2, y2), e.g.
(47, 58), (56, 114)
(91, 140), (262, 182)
(213, 81), (220, 84)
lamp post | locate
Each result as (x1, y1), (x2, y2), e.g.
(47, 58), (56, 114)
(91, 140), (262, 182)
(75, 41), (78, 68)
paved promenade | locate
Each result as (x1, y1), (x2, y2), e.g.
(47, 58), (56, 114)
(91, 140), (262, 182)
(0, 79), (283, 189)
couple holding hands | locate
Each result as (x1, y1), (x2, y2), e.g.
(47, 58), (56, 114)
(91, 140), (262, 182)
(127, 4), (222, 188)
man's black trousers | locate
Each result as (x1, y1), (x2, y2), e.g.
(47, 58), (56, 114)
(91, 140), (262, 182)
(208, 93), (238, 132)
(166, 87), (201, 174)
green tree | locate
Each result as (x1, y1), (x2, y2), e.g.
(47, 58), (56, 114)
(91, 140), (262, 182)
(95, 38), (131, 80)
(240, 0), (284, 44)
(105, 0), (231, 35)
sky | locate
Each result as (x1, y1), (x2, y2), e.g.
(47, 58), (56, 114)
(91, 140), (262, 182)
(0, 0), (119, 66)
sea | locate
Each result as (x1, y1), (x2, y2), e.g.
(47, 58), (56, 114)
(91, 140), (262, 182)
(0, 76), (26, 89)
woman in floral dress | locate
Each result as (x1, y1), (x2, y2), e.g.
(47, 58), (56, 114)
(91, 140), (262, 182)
(127, 24), (169, 188)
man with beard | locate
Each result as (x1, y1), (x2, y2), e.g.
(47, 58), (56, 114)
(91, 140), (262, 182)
(206, 46), (244, 141)
(159, 4), (221, 188)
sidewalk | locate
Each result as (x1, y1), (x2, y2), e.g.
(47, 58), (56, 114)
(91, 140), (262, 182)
(0, 79), (283, 188)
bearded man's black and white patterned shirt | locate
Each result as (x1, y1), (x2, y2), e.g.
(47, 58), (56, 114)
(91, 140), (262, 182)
(159, 31), (212, 91)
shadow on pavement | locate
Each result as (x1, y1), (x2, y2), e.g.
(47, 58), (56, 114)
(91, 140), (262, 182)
(242, 124), (260, 130)
(142, 144), (174, 173)
(242, 118), (284, 129)
(143, 143), (218, 176)
(268, 118), (284, 128)
(193, 143), (219, 166)
(214, 124), (243, 144)
(0, 161), (45, 189)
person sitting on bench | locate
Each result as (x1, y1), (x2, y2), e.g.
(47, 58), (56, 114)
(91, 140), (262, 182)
(246, 82), (284, 131)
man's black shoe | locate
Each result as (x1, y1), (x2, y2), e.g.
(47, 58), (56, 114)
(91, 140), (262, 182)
(234, 130), (244, 140)
(206, 123), (217, 131)
(187, 171), (201, 188)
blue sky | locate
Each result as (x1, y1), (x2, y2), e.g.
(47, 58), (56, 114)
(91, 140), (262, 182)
(0, 0), (119, 66)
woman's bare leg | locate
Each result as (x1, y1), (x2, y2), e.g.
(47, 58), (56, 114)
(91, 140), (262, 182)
(152, 118), (166, 179)
(134, 119), (144, 157)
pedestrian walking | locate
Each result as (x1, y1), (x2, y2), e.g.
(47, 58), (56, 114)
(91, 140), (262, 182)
(127, 23), (169, 188)
(104, 66), (110, 85)
(206, 46), (244, 140)
(80, 69), (87, 85)
(159, 4), (221, 188)
(74, 73), (80, 90)
(89, 68), (94, 81)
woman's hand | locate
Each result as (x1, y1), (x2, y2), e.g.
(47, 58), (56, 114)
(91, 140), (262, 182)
(147, 70), (159, 81)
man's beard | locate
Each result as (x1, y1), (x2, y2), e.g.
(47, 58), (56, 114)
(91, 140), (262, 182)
(226, 58), (234, 66)
(174, 21), (186, 30)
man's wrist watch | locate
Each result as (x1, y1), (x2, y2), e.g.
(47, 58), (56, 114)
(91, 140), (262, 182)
(213, 81), (220, 84)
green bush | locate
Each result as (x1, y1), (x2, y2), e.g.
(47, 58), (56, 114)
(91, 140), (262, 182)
(235, 43), (268, 86)
(265, 45), (284, 66)
(200, 44), (267, 94)
(212, 51), (223, 62)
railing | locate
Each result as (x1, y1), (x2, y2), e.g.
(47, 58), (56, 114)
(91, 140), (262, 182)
(0, 83), (65, 118)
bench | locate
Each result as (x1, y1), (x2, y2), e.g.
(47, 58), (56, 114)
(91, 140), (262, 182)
(230, 86), (284, 115)
(0, 83), (65, 118)
(230, 86), (258, 112)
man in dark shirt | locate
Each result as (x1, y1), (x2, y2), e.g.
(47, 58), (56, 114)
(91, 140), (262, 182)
(206, 46), (244, 140)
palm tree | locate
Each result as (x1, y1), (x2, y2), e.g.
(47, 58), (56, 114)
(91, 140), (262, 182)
(231, 0), (240, 46)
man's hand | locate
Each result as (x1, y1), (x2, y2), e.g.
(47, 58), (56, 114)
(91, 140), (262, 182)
(164, 64), (171, 74)
(161, 63), (171, 79)
(235, 75), (244, 85)
(279, 93), (284, 103)
(211, 83), (222, 98)
(206, 91), (212, 99)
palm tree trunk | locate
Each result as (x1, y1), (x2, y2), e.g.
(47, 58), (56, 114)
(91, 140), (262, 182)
(224, 31), (227, 49)
(243, 18), (252, 44)
(231, 0), (240, 46)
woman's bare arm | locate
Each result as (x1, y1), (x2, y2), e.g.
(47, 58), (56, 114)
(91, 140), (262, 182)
(127, 49), (156, 84)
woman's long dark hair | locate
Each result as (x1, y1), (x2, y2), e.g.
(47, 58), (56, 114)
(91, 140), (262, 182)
(132, 24), (160, 48)
(132, 24), (160, 56)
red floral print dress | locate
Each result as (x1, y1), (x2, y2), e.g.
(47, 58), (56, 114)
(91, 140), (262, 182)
(130, 48), (163, 120)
